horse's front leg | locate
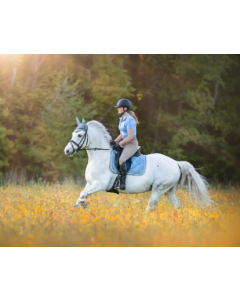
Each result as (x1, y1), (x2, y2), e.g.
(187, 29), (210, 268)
(74, 182), (90, 208)
(75, 181), (103, 208)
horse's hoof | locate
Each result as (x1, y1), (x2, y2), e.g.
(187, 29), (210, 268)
(82, 203), (88, 210)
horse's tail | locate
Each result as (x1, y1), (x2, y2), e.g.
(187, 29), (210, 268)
(177, 161), (215, 207)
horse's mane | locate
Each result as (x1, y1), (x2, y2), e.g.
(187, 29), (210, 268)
(87, 120), (112, 143)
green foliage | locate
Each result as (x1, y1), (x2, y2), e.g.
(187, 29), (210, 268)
(0, 97), (10, 179)
(134, 54), (240, 181)
(0, 54), (133, 181)
(0, 54), (240, 182)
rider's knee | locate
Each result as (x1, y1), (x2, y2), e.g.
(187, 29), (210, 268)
(119, 158), (123, 166)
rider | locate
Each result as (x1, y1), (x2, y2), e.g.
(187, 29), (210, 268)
(110, 99), (139, 190)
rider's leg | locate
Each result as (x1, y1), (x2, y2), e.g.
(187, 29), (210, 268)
(119, 161), (127, 190)
(114, 161), (128, 190)
(119, 137), (138, 166)
(115, 138), (138, 190)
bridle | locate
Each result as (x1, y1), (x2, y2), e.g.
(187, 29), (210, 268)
(69, 126), (110, 154)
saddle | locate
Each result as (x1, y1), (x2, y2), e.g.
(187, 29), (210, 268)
(107, 147), (146, 194)
(115, 146), (142, 172)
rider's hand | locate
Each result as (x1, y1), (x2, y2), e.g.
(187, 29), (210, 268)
(112, 142), (121, 150)
(110, 140), (116, 146)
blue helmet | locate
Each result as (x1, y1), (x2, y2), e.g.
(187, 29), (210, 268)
(115, 98), (131, 110)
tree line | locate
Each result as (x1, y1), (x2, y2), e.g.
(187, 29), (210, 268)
(0, 54), (239, 182)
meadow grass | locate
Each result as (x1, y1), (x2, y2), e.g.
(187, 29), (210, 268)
(0, 181), (240, 247)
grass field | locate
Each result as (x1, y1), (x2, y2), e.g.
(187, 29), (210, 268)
(0, 181), (240, 247)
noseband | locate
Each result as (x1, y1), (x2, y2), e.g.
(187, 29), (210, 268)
(69, 129), (89, 153)
(69, 126), (110, 153)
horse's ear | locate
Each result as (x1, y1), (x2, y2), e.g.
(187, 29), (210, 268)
(82, 118), (86, 124)
(76, 117), (81, 126)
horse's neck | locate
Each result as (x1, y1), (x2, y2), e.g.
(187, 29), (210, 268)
(86, 129), (111, 162)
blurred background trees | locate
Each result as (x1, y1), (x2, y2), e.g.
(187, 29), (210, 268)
(0, 54), (239, 182)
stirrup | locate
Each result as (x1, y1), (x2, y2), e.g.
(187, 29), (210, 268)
(114, 174), (127, 190)
(113, 175), (121, 189)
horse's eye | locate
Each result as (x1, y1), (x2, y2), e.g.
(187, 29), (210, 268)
(78, 134), (82, 137)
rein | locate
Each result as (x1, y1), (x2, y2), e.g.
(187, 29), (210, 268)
(69, 127), (110, 153)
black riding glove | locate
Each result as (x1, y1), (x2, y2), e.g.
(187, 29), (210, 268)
(110, 140), (116, 146)
(112, 142), (121, 150)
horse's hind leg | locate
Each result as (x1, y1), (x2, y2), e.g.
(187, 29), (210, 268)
(166, 185), (182, 208)
(146, 185), (169, 212)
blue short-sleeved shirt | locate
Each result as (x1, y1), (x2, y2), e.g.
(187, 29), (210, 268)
(119, 113), (137, 138)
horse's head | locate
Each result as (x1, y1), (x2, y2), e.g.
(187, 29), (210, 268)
(64, 117), (88, 157)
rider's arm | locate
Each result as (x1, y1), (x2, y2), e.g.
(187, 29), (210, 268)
(115, 133), (123, 143)
(119, 129), (134, 147)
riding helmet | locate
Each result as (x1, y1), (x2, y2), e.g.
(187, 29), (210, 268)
(115, 98), (131, 109)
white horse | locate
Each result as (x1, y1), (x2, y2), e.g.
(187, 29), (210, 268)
(64, 118), (214, 211)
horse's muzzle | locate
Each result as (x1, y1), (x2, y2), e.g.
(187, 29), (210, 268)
(65, 149), (74, 157)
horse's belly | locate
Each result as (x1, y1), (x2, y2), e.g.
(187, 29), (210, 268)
(118, 154), (176, 194)
(120, 182), (152, 194)
(120, 169), (154, 194)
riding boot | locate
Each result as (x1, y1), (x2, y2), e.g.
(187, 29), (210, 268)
(114, 161), (128, 190)
(113, 174), (121, 189)
(119, 161), (127, 190)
